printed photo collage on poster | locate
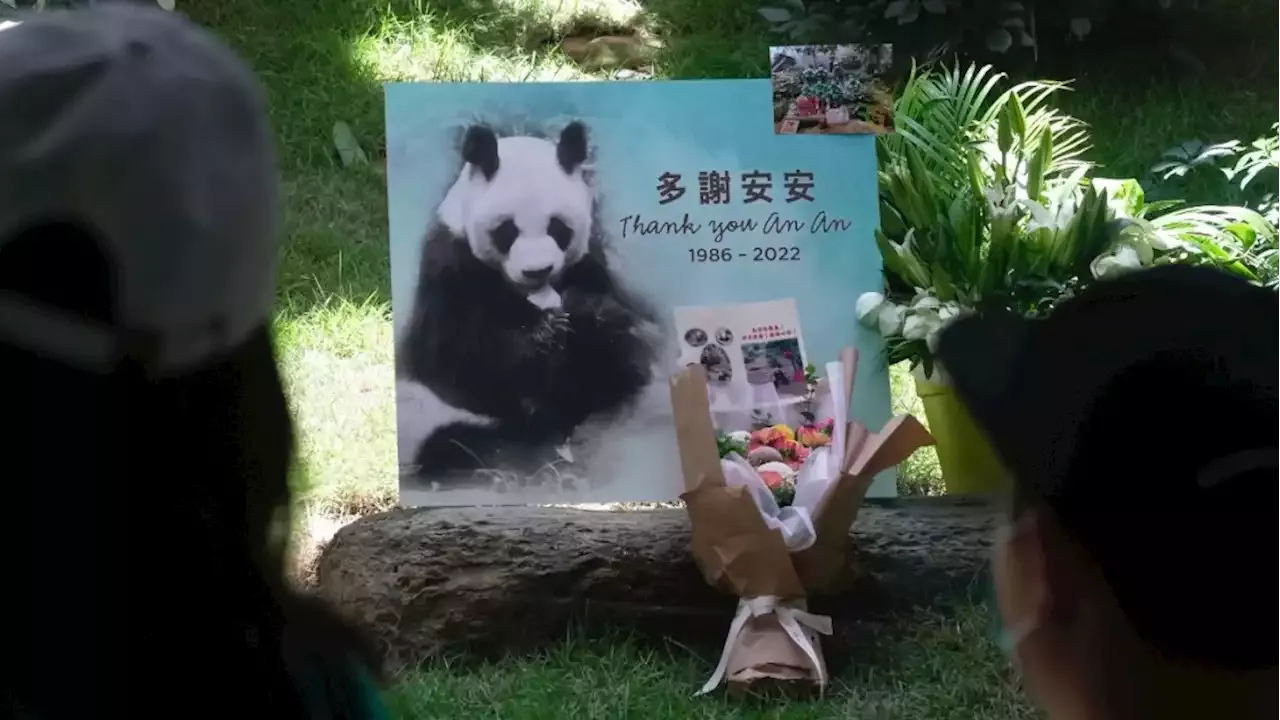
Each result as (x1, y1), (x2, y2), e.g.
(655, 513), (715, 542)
(385, 45), (897, 507)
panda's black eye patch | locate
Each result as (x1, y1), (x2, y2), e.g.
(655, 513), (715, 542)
(548, 217), (573, 250)
(490, 219), (519, 255)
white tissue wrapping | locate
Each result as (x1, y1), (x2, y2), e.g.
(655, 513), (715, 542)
(720, 453), (818, 552)
(716, 358), (852, 555)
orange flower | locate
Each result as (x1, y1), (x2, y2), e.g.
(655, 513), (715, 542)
(797, 425), (830, 448)
(776, 438), (806, 460)
(768, 424), (796, 442)
(749, 427), (784, 447)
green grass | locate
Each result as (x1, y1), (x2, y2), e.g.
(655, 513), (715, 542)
(385, 603), (1035, 720)
(181, 0), (1273, 714)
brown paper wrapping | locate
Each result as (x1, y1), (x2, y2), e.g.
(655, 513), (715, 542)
(671, 350), (935, 695)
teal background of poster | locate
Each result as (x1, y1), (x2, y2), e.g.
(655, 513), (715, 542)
(386, 79), (897, 503)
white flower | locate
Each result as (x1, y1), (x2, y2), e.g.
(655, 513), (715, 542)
(855, 292), (885, 326)
(902, 309), (942, 341)
(910, 293), (941, 311)
(937, 302), (963, 322)
(727, 430), (751, 445)
(926, 326), (944, 353)
(756, 461), (798, 480)
(876, 302), (906, 337)
(1090, 244), (1146, 280)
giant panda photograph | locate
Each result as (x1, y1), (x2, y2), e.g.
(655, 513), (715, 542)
(392, 117), (673, 504)
(386, 81), (896, 507)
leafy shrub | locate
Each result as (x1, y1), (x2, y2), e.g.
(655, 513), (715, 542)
(860, 62), (1276, 375)
(1146, 124), (1279, 286)
(864, 63), (1108, 374)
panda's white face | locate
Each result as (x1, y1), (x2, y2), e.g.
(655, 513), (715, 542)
(437, 123), (594, 304)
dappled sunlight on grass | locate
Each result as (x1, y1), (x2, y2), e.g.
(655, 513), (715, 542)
(348, 19), (586, 85)
(276, 299), (398, 513)
(346, 0), (649, 84)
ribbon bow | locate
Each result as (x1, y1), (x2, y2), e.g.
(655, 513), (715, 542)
(695, 595), (833, 697)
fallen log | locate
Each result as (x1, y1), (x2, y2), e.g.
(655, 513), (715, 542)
(314, 499), (996, 672)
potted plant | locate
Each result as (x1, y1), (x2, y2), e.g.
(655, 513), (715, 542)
(861, 62), (1274, 495)
(860, 63), (1114, 495)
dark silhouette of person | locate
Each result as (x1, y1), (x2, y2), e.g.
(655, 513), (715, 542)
(937, 264), (1277, 720)
(0, 6), (388, 719)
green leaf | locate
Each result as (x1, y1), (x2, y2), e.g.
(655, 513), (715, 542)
(879, 197), (907, 237)
(758, 7), (792, 22)
(932, 264), (956, 302)
(997, 108), (1013, 155)
(874, 230), (914, 283)
(884, 0), (910, 18)
(332, 121), (369, 168)
(1225, 221), (1258, 250)
(1027, 127), (1052, 200)
(1006, 92), (1027, 140)
(905, 143), (937, 218)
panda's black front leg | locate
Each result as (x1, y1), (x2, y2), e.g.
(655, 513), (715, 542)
(412, 422), (508, 478)
(559, 288), (653, 407)
(413, 421), (568, 485)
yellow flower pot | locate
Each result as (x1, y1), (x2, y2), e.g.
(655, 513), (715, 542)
(913, 366), (1008, 496)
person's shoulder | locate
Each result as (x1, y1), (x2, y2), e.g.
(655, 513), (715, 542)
(296, 653), (391, 720)
(347, 660), (393, 720)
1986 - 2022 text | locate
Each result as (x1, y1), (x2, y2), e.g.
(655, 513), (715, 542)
(688, 247), (801, 263)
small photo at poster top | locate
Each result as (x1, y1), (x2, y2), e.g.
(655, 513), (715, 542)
(385, 79), (895, 507)
(770, 43), (895, 135)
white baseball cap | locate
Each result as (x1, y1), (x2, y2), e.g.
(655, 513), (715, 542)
(0, 3), (278, 376)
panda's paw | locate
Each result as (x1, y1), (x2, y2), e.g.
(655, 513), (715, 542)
(531, 309), (571, 350)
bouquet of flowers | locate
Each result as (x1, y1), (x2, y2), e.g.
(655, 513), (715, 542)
(716, 420), (835, 507)
(670, 348), (935, 697)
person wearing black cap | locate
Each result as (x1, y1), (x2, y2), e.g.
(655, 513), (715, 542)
(935, 263), (1278, 720)
(0, 6), (388, 719)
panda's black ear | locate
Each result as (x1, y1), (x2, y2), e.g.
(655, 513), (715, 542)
(462, 125), (500, 180)
(557, 121), (589, 173)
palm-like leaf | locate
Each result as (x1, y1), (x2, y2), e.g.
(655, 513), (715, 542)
(1147, 205), (1277, 280)
(882, 62), (1092, 201)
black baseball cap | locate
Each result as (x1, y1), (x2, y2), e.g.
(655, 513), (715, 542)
(936, 264), (1278, 670)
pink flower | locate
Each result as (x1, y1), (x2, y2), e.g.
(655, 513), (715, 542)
(750, 427), (787, 448)
(760, 470), (786, 490)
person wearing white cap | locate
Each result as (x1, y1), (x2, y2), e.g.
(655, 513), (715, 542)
(0, 5), (389, 718)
